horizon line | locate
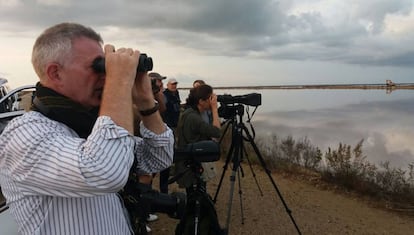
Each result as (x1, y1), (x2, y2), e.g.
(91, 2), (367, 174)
(180, 82), (414, 90)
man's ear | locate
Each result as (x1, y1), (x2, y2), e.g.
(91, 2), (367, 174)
(45, 62), (61, 82)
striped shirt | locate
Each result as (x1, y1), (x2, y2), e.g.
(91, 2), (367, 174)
(0, 111), (174, 235)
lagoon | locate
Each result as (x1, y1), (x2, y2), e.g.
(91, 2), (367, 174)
(180, 88), (414, 170)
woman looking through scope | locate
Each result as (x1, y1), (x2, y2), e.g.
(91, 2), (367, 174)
(175, 84), (221, 189)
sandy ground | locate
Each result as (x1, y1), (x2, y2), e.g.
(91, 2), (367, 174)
(148, 160), (414, 235)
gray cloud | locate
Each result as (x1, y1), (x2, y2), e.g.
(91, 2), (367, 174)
(351, 0), (412, 33)
(0, 0), (413, 67)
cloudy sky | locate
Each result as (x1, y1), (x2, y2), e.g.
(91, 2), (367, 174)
(1, 0), (414, 88)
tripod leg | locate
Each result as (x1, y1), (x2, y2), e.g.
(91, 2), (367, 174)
(213, 133), (235, 203)
(236, 167), (245, 225)
(224, 126), (243, 233)
(138, 218), (148, 235)
(242, 145), (264, 196)
(241, 123), (302, 235)
(225, 163), (237, 233)
(194, 199), (200, 235)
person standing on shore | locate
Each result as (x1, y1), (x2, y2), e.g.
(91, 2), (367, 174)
(175, 84), (221, 189)
(149, 72), (167, 114)
(156, 78), (181, 194)
(0, 22), (174, 235)
(192, 79), (212, 124)
(163, 78), (181, 130)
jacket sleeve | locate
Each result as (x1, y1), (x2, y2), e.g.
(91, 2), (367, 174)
(188, 112), (221, 139)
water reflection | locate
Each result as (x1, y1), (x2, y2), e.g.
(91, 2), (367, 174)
(250, 90), (414, 170)
(179, 88), (414, 169)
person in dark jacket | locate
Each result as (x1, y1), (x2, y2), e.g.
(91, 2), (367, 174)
(175, 84), (221, 189)
(163, 78), (181, 129)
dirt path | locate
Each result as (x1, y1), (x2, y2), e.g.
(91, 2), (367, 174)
(149, 161), (414, 235)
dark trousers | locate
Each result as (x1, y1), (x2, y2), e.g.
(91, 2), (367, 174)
(159, 167), (170, 194)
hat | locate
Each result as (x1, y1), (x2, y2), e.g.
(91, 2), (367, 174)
(148, 72), (166, 80)
(168, 78), (178, 84)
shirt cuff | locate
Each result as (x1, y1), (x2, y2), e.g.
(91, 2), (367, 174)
(92, 116), (131, 139)
(139, 122), (173, 145)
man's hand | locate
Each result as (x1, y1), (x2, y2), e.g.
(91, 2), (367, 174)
(132, 74), (166, 134)
(132, 73), (155, 110)
(104, 45), (139, 88)
(100, 44), (140, 133)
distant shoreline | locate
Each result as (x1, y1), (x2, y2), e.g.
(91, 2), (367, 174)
(181, 83), (414, 90)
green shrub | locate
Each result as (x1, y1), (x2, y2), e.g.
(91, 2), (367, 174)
(251, 134), (414, 207)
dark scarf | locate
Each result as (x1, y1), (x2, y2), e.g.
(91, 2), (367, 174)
(30, 82), (99, 138)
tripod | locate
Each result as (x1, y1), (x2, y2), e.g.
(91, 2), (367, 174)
(213, 104), (302, 235)
(170, 157), (225, 235)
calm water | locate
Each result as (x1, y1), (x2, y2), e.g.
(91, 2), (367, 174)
(180, 88), (414, 170)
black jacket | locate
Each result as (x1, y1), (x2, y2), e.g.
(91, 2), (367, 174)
(163, 89), (181, 127)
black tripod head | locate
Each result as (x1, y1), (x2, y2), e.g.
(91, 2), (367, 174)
(217, 92), (261, 120)
(218, 103), (244, 120)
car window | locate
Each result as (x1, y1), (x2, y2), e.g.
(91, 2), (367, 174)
(0, 86), (35, 113)
(0, 191), (5, 206)
(0, 86), (35, 134)
(0, 86), (7, 98)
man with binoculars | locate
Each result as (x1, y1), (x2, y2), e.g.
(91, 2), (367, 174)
(0, 22), (174, 235)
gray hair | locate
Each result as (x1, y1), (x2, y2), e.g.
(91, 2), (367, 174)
(31, 22), (103, 79)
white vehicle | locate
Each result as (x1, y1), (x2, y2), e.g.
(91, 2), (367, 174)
(0, 78), (10, 100)
(0, 203), (18, 235)
(0, 83), (36, 235)
(0, 84), (35, 128)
